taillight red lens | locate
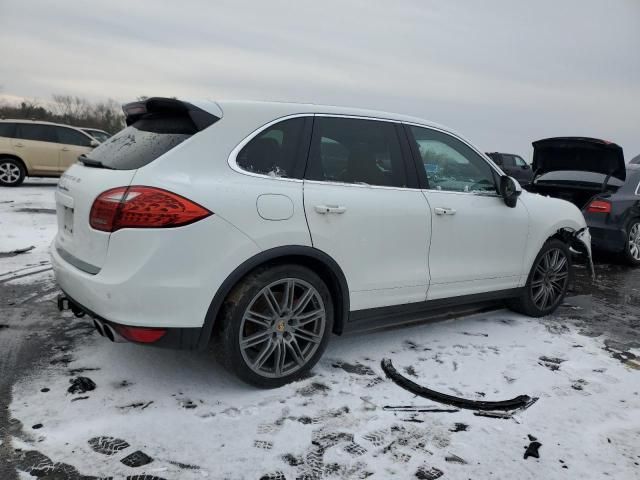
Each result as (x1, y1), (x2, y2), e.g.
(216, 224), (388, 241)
(113, 324), (167, 343)
(90, 186), (212, 232)
(586, 200), (612, 214)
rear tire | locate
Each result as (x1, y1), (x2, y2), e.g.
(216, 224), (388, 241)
(621, 219), (640, 266)
(507, 239), (572, 317)
(0, 158), (26, 187)
(218, 264), (333, 388)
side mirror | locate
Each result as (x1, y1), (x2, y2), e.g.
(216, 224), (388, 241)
(89, 139), (100, 148)
(500, 176), (522, 208)
(522, 164), (530, 170)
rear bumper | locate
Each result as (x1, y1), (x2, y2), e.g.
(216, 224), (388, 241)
(50, 214), (262, 347)
(58, 291), (202, 349)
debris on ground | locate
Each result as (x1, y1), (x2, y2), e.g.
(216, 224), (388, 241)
(31, 423), (43, 429)
(383, 405), (460, 413)
(450, 423), (469, 432)
(538, 356), (567, 371)
(0, 245), (35, 258)
(381, 358), (534, 411)
(524, 441), (542, 459)
(445, 453), (467, 464)
(67, 376), (96, 394)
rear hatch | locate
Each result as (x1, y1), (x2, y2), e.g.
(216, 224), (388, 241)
(55, 97), (220, 272)
(530, 137), (626, 209)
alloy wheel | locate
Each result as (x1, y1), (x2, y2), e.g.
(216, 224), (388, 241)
(531, 248), (569, 310)
(0, 162), (21, 184)
(239, 278), (326, 378)
(629, 222), (640, 261)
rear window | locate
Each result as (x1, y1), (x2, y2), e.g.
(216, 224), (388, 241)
(85, 115), (197, 170)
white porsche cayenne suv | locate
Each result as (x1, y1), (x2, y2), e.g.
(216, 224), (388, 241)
(52, 98), (592, 387)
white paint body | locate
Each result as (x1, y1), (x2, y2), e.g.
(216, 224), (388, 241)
(51, 100), (591, 329)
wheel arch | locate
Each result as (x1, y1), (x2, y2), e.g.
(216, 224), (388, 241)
(198, 245), (350, 349)
(0, 154), (28, 173)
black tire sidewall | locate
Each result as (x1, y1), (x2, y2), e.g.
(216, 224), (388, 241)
(0, 158), (26, 187)
(220, 264), (334, 388)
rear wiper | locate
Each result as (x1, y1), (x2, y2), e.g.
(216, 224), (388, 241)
(78, 154), (114, 169)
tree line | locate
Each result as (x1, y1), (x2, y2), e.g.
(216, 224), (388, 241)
(0, 94), (126, 134)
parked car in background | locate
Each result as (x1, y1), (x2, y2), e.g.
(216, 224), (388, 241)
(81, 128), (111, 143)
(529, 137), (640, 265)
(53, 98), (592, 387)
(0, 119), (99, 186)
(485, 152), (533, 186)
(630, 154), (640, 165)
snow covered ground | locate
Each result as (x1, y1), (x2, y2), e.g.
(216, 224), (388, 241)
(2, 182), (639, 480)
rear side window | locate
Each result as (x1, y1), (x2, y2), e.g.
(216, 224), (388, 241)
(513, 155), (527, 167)
(86, 115), (197, 170)
(306, 117), (407, 187)
(502, 155), (515, 167)
(57, 127), (92, 147)
(16, 124), (58, 143)
(0, 123), (16, 138)
(236, 118), (306, 178)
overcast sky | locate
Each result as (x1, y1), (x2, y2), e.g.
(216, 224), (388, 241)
(1, 0), (638, 160)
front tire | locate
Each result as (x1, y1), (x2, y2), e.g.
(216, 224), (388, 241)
(218, 264), (333, 388)
(622, 219), (640, 266)
(507, 239), (572, 317)
(0, 158), (26, 187)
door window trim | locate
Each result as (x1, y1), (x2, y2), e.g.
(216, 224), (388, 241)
(304, 114), (416, 190)
(402, 122), (504, 196)
(228, 114), (313, 183)
(229, 113), (420, 189)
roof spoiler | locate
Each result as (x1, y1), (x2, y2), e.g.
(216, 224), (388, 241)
(122, 97), (219, 131)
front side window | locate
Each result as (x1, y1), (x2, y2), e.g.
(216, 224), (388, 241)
(15, 124), (58, 143)
(236, 118), (306, 178)
(409, 126), (496, 193)
(57, 127), (92, 147)
(306, 117), (407, 187)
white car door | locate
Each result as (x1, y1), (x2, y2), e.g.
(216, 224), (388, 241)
(405, 124), (529, 300)
(303, 116), (431, 311)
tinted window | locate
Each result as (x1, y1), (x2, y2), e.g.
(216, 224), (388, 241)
(502, 155), (515, 167)
(0, 123), (16, 138)
(86, 115), (198, 170)
(236, 118), (305, 178)
(409, 126), (496, 193)
(16, 124), (58, 143)
(514, 155), (527, 167)
(306, 117), (407, 187)
(57, 127), (92, 147)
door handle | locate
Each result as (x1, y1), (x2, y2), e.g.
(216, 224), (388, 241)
(434, 207), (457, 216)
(61, 147), (70, 151)
(14, 143), (24, 147)
(315, 205), (347, 214)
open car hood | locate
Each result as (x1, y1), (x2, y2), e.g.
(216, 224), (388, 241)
(532, 137), (625, 182)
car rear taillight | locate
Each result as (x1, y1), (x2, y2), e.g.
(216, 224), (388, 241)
(90, 186), (212, 232)
(113, 324), (167, 343)
(586, 199), (612, 214)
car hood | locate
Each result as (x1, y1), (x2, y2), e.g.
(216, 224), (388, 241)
(532, 137), (625, 182)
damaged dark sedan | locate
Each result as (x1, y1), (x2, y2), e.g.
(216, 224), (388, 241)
(529, 137), (640, 265)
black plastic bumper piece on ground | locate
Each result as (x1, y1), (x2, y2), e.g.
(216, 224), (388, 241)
(380, 358), (532, 411)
